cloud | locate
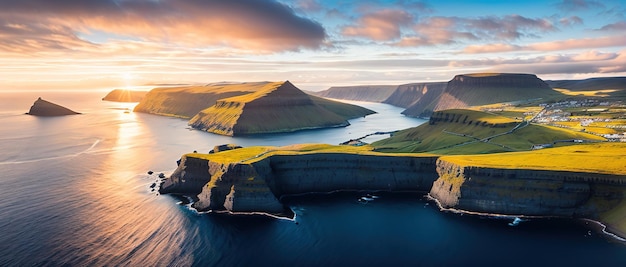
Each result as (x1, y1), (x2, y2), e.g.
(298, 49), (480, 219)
(554, 0), (605, 12)
(462, 35), (626, 53)
(559, 16), (583, 26)
(392, 14), (558, 47)
(342, 9), (414, 41)
(596, 21), (626, 31)
(0, 0), (327, 53)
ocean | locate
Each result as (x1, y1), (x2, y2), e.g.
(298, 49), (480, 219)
(0, 90), (624, 266)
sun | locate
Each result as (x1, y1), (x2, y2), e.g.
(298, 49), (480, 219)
(121, 72), (134, 89)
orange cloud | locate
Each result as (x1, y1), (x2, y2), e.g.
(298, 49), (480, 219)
(341, 9), (414, 41)
(0, 0), (327, 54)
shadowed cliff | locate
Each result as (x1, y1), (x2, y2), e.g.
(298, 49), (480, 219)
(312, 85), (398, 102)
(26, 97), (80, 116)
(102, 89), (148, 102)
(188, 81), (375, 136)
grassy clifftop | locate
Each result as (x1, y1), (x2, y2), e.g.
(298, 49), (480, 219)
(439, 142), (626, 175)
(373, 109), (604, 154)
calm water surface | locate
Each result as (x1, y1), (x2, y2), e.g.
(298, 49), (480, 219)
(0, 91), (624, 266)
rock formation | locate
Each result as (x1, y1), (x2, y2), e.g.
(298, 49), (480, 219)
(188, 81), (374, 136)
(26, 97), (80, 116)
(102, 89), (147, 102)
(161, 150), (439, 214)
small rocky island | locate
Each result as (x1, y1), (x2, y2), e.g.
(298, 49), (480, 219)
(26, 97), (80, 116)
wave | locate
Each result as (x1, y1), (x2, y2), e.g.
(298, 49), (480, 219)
(0, 139), (102, 165)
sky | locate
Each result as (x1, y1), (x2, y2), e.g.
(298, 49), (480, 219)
(0, 0), (625, 91)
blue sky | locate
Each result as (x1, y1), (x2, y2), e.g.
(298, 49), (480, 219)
(0, 0), (624, 91)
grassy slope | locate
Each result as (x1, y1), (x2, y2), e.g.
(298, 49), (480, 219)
(439, 142), (626, 174)
(133, 82), (270, 118)
(372, 109), (604, 154)
(188, 82), (375, 135)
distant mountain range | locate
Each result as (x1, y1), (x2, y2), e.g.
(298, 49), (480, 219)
(313, 74), (626, 117)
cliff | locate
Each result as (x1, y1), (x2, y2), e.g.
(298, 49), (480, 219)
(430, 143), (626, 238)
(381, 82), (447, 109)
(187, 81), (375, 136)
(26, 97), (80, 116)
(432, 73), (561, 111)
(313, 85), (398, 102)
(394, 83), (447, 117)
(160, 144), (439, 215)
(160, 142), (626, 238)
(102, 89), (148, 102)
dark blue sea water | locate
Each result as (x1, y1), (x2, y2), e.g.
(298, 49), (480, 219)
(0, 91), (624, 266)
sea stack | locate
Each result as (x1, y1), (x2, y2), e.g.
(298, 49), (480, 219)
(26, 97), (80, 116)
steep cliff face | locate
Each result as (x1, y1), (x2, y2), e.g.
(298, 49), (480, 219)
(188, 81), (374, 136)
(102, 89), (147, 102)
(430, 158), (625, 218)
(383, 82), (447, 108)
(433, 73), (560, 111)
(160, 152), (439, 214)
(26, 97), (80, 116)
(313, 85), (398, 102)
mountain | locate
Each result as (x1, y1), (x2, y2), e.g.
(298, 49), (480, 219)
(188, 81), (374, 136)
(26, 97), (80, 116)
(432, 73), (561, 111)
(312, 85), (397, 102)
(102, 89), (148, 102)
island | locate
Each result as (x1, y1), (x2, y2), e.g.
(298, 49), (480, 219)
(159, 108), (626, 239)
(26, 97), (80, 116)
(134, 81), (375, 135)
(102, 89), (147, 102)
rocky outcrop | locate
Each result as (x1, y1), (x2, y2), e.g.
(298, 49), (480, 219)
(102, 89), (147, 102)
(26, 97), (80, 116)
(161, 153), (439, 215)
(188, 81), (374, 136)
(430, 158), (625, 217)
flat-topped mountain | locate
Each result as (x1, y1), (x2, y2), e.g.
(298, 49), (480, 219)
(189, 81), (374, 136)
(313, 85), (398, 102)
(26, 97), (80, 116)
(432, 73), (560, 111)
(102, 89), (147, 102)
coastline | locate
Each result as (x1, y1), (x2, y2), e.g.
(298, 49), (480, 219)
(427, 194), (626, 243)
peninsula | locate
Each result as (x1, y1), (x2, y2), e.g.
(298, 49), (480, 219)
(160, 109), (625, 239)
(102, 89), (147, 102)
(135, 81), (374, 135)
(26, 97), (80, 116)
